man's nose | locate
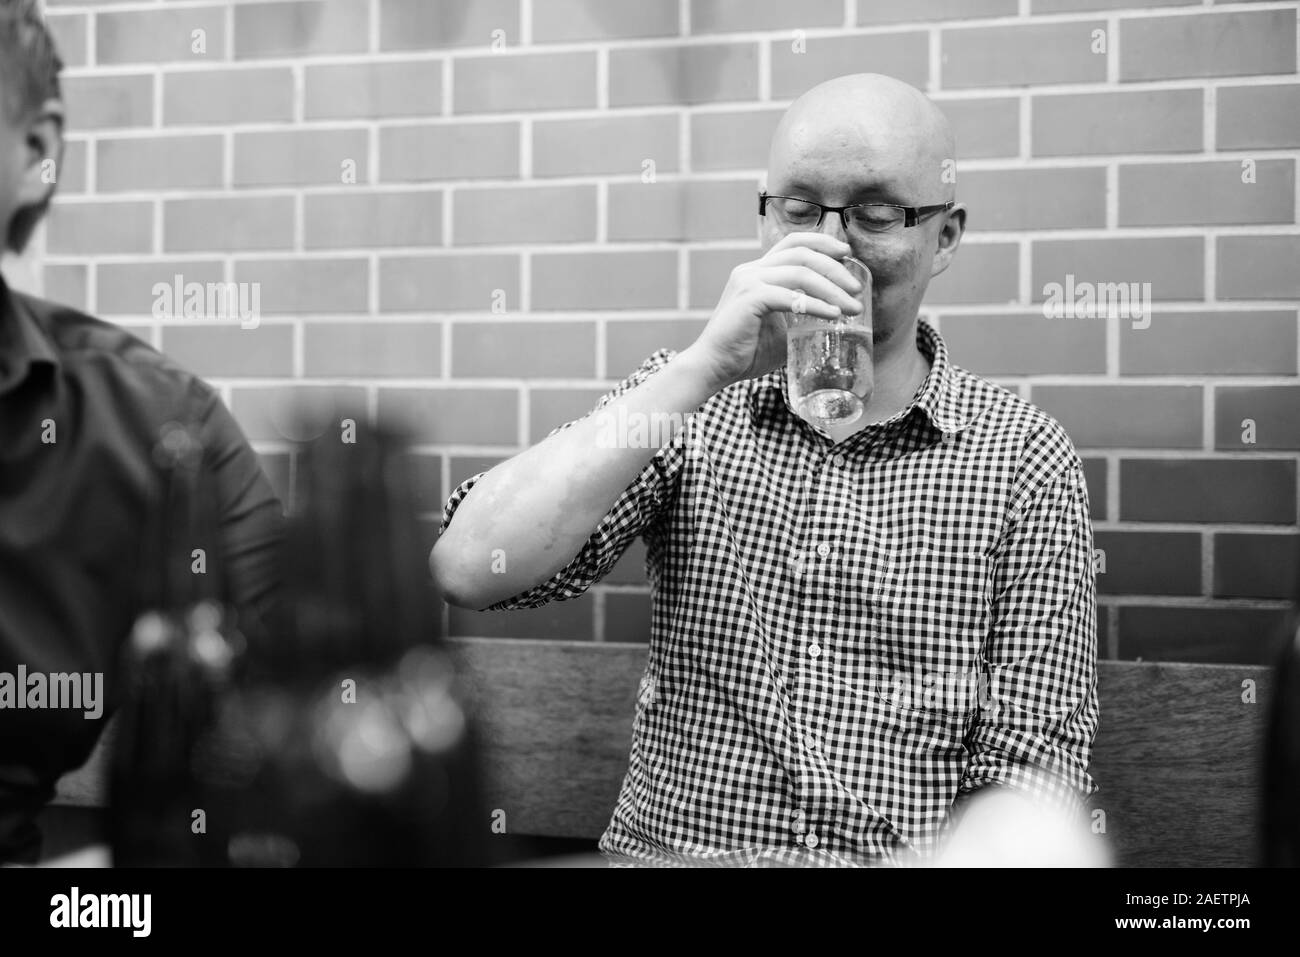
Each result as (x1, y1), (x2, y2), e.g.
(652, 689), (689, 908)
(819, 212), (849, 243)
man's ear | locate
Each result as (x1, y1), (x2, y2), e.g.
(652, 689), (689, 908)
(15, 98), (64, 212)
(929, 202), (966, 279)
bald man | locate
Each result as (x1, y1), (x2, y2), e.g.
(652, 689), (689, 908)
(433, 73), (1099, 866)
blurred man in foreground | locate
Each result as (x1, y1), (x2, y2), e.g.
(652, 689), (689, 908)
(0, 0), (283, 863)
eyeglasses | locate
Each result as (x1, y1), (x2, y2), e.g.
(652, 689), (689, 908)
(759, 192), (954, 234)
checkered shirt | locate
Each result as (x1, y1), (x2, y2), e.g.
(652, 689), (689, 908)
(441, 316), (1099, 867)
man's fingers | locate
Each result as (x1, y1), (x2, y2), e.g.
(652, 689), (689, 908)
(759, 265), (863, 315)
(752, 282), (841, 320)
(762, 245), (864, 296)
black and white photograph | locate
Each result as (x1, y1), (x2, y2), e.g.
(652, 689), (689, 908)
(0, 0), (1297, 937)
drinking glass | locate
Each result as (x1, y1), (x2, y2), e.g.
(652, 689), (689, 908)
(785, 256), (874, 428)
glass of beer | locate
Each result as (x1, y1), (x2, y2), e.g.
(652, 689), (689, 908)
(785, 257), (874, 428)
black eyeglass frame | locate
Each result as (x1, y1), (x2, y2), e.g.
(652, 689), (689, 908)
(758, 191), (955, 229)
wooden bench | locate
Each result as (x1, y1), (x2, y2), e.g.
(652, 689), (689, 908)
(51, 638), (1274, 867)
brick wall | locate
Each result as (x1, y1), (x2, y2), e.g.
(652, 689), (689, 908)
(25, 0), (1300, 663)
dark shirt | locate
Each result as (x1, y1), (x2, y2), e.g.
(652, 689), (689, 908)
(0, 275), (284, 862)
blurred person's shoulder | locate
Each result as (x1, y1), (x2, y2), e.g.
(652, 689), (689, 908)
(15, 289), (221, 412)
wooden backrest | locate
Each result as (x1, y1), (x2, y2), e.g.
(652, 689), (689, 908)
(54, 638), (1273, 866)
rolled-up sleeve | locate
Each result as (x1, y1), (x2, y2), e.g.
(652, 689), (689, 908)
(439, 349), (686, 611)
(958, 425), (1100, 817)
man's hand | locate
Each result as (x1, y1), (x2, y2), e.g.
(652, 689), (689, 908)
(681, 232), (865, 393)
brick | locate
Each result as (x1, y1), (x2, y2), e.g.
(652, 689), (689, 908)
(42, 264), (87, 311)
(233, 259), (370, 314)
(960, 167), (1106, 231)
(1031, 385), (1202, 449)
(380, 0), (519, 51)
(233, 0), (367, 59)
(160, 323), (294, 378)
(607, 319), (705, 373)
(46, 201), (152, 255)
(97, 6), (226, 64)
(1032, 89), (1203, 156)
(96, 135), (224, 192)
(449, 455), (504, 489)
(692, 0), (841, 33)
(936, 97), (1020, 160)
(234, 129), (369, 187)
(164, 196), (296, 253)
(611, 44), (758, 107)
(1217, 236), (1300, 300)
(529, 387), (606, 443)
(453, 321), (595, 379)
(772, 32), (927, 99)
(56, 139), (87, 194)
(230, 385), (368, 442)
(1215, 386), (1300, 451)
(1033, 237), (1204, 302)
(535, 114), (679, 178)
(532, 250), (677, 310)
(1033, 0), (1193, 10)
(1120, 458), (1296, 524)
(1213, 533), (1300, 600)
(1120, 311), (1298, 377)
(1119, 160), (1293, 227)
(452, 184), (596, 245)
(45, 14), (88, 68)
(381, 122), (520, 181)
(688, 246), (758, 309)
(97, 261), (223, 316)
(690, 108), (782, 172)
(859, 0), (1016, 23)
(605, 591), (652, 643)
(1117, 606), (1291, 665)
(305, 61), (442, 120)
(1120, 10), (1296, 82)
(938, 313), (1105, 376)
(164, 68), (295, 125)
(305, 191), (443, 249)
(1093, 530), (1201, 596)
(1081, 456), (1106, 521)
(454, 52), (596, 113)
(61, 74), (152, 130)
(608, 179), (756, 242)
(401, 453), (444, 516)
(303, 322), (443, 377)
(926, 243), (1020, 305)
(377, 387), (518, 445)
(941, 21), (1106, 89)
(380, 254), (520, 312)
(536, 0), (678, 42)
(448, 594), (595, 640)
(1218, 84), (1300, 149)
(607, 539), (650, 585)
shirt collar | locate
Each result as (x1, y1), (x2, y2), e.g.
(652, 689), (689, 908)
(0, 271), (60, 396)
(749, 315), (977, 437)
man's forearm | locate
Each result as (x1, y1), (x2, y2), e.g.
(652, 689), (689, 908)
(431, 347), (721, 609)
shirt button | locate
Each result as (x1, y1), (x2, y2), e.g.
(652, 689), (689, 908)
(805, 832), (820, 849)
(804, 733), (819, 752)
(808, 643), (822, 659)
(815, 543), (831, 558)
(831, 454), (846, 468)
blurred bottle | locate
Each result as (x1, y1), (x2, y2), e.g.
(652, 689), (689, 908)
(228, 423), (489, 867)
(109, 423), (246, 867)
(1263, 624), (1300, 867)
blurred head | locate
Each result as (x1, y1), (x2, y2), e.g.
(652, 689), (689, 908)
(0, 0), (64, 256)
(762, 73), (965, 349)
